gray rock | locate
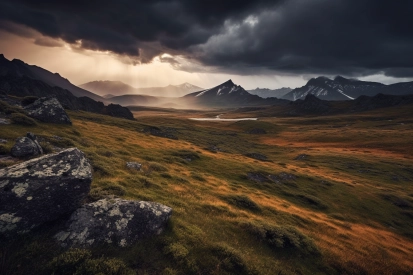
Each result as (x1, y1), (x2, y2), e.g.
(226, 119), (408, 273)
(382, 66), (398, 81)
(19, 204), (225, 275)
(0, 118), (10, 125)
(24, 97), (72, 124)
(294, 154), (309, 160)
(10, 133), (43, 158)
(126, 162), (142, 171)
(0, 139), (7, 144)
(55, 198), (172, 248)
(245, 153), (268, 161)
(0, 148), (92, 236)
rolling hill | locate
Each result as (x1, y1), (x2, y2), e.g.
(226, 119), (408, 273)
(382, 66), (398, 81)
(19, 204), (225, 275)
(80, 80), (203, 97)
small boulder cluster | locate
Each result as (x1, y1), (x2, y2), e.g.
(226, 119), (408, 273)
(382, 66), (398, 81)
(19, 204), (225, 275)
(10, 132), (43, 158)
(0, 143), (172, 248)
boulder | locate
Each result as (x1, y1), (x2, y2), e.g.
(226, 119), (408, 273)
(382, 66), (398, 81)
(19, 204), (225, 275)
(55, 198), (172, 248)
(245, 153), (268, 161)
(10, 132), (43, 158)
(24, 97), (72, 124)
(126, 162), (142, 170)
(0, 148), (92, 236)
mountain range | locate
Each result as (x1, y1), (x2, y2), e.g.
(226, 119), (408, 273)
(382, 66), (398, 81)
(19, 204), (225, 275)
(2, 54), (413, 111)
(80, 81), (203, 98)
(283, 76), (413, 101)
(184, 80), (288, 107)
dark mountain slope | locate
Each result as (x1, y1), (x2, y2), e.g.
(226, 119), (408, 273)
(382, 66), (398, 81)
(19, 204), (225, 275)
(248, 87), (292, 98)
(0, 54), (104, 102)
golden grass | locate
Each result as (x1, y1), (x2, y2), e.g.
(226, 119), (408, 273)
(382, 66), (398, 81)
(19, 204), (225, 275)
(1, 106), (413, 274)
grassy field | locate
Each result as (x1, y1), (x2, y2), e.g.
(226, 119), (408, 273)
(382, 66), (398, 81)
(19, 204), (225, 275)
(1, 105), (413, 274)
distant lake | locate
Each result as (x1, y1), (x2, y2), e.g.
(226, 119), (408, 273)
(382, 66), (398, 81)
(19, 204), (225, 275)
(189, 114), (258, 121)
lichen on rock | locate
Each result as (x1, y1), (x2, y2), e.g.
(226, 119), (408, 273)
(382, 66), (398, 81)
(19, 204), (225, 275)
(55, 198), (172, 248)
(0, 148), (92, 236)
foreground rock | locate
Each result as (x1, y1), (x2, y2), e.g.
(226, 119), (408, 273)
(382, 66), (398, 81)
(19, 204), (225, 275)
(0, 148), (92, 236)
(10, 132), (43, 158)
(55, 198), (172, 248)
(24, 97), (72, 124)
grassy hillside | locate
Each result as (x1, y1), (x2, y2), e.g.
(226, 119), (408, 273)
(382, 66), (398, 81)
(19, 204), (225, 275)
(1, 105), (413, 274)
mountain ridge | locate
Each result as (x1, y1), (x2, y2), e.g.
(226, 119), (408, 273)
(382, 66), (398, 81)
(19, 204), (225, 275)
(0, 54), (104, 102)
(283, 76), (413, 101)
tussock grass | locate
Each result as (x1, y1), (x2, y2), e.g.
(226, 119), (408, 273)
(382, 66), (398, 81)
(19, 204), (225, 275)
(241, 221), (320, 256)
(10, 113), (37, 126)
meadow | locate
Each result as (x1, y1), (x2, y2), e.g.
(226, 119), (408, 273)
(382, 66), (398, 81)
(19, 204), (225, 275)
(1, 104), (413, 275)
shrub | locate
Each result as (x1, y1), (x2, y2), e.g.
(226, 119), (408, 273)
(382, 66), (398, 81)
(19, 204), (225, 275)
(88, 184), (126, 201)
(39, 142), (54, 154)
(164, 242), (189, 262)
(10, 113), (37, 126)
(47, 248), (134, 275)
(296, 194), (328, 209)
(191, 173), (206, 182)
(0, 100), (22, 114)
(224, 195), (261, 212)
(241, 222), (320, 256)
(195, 244), (252, 275)
(21, 96), (39, 106)
(171, 150), (200, 161)
(148, 161), (168, 172)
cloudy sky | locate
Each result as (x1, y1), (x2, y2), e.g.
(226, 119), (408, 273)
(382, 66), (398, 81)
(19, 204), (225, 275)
(1, 0), (412, 90)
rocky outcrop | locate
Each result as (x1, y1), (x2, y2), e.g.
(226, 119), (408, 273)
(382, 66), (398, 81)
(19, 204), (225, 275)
(10, 132), (43, 158)
(55, 198), (172, 248)
(24, 97), (72, 124)
(0, 148), (92, 236)
(106, 104), (134, 120)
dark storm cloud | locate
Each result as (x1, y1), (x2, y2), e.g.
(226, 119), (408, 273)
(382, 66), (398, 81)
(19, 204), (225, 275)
(0, 0), (412, 77)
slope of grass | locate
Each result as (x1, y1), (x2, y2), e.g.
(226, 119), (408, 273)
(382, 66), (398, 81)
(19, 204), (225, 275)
(0, 107), (413, 274)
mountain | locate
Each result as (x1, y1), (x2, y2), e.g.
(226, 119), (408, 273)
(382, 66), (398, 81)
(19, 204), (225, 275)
(283, 76), (413, 101)
(0, 54), (133, 120)
(248, 87), (292, 98)
(184, 80), (288, 107)
(80, 81), (136, 97)
(80, 81), (203, 97)
(0, 54), (104, 102)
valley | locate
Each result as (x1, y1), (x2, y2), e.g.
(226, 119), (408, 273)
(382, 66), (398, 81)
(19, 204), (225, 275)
(1, 103), (413, 274)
